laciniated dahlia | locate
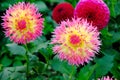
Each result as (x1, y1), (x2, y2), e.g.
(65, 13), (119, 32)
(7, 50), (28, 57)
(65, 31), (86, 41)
(74, 0), (110, 30)
(51, 18), (101, 65)
(1, 2), (44, 44)
(98, 76), (114, 80)
(52, 2), (74, 23)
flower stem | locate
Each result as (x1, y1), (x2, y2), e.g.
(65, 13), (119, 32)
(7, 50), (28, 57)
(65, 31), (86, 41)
(25, 44), (29, 80)
(69, 65), (74, 80)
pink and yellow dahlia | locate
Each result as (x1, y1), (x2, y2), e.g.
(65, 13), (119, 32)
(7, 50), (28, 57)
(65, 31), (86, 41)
(51, 18), (101, 65)
(74, 0), (110, 30)
(98, 76), (114, 80)
(1, 2), (44, 44)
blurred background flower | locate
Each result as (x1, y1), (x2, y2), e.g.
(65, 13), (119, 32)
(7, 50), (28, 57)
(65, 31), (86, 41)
(74, 0), (110, 30)
(52, 2), (74, 23)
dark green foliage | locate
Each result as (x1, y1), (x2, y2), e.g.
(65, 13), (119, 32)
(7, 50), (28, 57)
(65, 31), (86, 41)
(0, 0), (120, 80)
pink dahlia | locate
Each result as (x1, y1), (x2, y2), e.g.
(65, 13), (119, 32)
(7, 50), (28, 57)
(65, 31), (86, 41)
(52, 2), (74, 23)
(98, 76), (114, 80)
(74, 0), (110, 30)
(1, 2), (44, 44)
(51, 18), (101, 66)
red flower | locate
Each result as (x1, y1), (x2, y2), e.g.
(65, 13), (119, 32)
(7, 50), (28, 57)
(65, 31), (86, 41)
(52, 2), (74, 23)
(74, 0), (110, 30)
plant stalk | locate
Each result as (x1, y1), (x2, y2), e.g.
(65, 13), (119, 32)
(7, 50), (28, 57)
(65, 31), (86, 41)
(25, 44), (29, 80)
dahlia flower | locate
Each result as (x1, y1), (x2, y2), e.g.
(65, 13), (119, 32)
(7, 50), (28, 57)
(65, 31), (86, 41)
(74, 0), (110, 30)
(51, 18), (101, 65)
(1, 2), (44, 44)
(52, 2), (74, 23)
(98, 76), (114, 80)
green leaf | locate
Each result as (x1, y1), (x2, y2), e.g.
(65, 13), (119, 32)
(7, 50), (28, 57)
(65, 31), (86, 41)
(101, 31), (120, 48)
(101, 48), (119, 55)
(110, 31), (120, 43)
(10, 71), (26, 80)
(50, 57), (77, 75)
(34, 1), (48, 12)
(111, 62), (120, 80)
(0, 2), (9, 11)
(106, 0), (117, 17)
(49, 0), (64, 3)
(1, 56), (12, 67)
(43, 23), (54, 35)
(14, 56), (25, 61)
(13, 60), (23, 66)
(29, 55), (45, 73)
(43, 16), (54, 35)
(0, 0), (25, 11)
(0, 64), (3, 71)
(106, 0), (120, 18)
(114, 1), (120, 16)
(95, 54), (114, 78)
(77, 64), (96, 80)
(0, 66), (26, 80)
(6, 43), (26, 55)
(39, 44), (53, 62)
(0, 68), (13, 80)
(110, 49), (120, 80)
(33, 61), (45, 73)
(50, 76), (64, 80)
(27, 37), (48, 53)
(31, 76), (44, 80)
(100, 28), (113, 48)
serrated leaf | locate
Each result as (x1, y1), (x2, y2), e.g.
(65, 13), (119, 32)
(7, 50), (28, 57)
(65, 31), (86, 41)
(110, 31), (120, 43)
(34, 1), (48, 12)
(95, 54), (114, 78)
(114, 1), (120, 16)
(13, 60), (23, 66)
(6, 43), (26, 55)
(39, 45), (53, 62)
(101, 49), (119, 55)
(0, 66), (26, 80)
(10, 71), (26, 80)
(50, 57), (77, 75)
(43, 24), (54, 35)
(27, 37), (48, 53)
(110, 49), (120, 80)
(77, 64), (96, 80)
(29, 55), (45, 73)
(106, 0), (120, 18)
(0, 68), (12, 80)
(111, 62), (120, 80)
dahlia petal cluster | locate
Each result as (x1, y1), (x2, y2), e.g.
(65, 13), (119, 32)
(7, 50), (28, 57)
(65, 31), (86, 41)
(51, 18), (101, 65)
(74, 0), (110, 30)
(98, 76), (114, 80)
(52, 2), (74, 23)
(2, 2), (44, 44)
